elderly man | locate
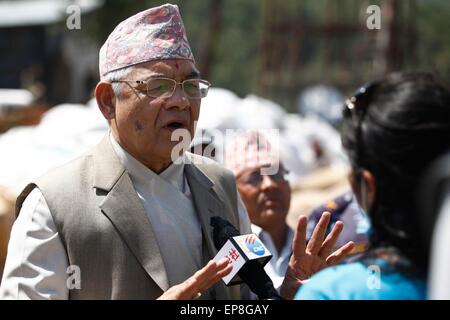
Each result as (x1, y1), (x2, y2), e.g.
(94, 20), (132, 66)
(0, 4), (352, 300)
(224, 131), (294, 290)
(225, 132), (366, 291)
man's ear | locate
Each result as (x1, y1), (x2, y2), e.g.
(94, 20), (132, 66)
(95, 82), (116, 120)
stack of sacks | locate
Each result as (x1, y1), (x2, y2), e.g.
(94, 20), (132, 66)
(195, 88), (302, 180)
(195, 88), (242, 132)
(194, 87), (351, 228)
(195, 87), (348, 182)
(296, 84), (345, 129)
(0, 98), (108, 274)
(286, 165), (351, 230)
(282, 115), (350, 227)
(0, 98), (108, 195)
(191, 88), (242, 161)
(232, 94), (286, 130)
(282, 113), (348, 173)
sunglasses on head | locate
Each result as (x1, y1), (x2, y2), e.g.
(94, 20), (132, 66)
(343, 81), (378, 167)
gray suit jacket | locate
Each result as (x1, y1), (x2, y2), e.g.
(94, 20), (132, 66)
(16, 136), (242, 299)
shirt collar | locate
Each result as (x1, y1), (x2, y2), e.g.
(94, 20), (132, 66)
(109, 133), (186, 194)
(251, 224), (294, 260)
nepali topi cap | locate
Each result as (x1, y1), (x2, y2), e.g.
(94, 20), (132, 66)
(224, 131), (281, 177)
(99, 3), (194, 77)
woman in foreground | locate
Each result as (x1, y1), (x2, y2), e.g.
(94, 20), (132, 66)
(295, 72), (450, 300)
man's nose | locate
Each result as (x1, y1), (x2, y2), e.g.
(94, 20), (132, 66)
(164, 84), (190, 110)
(260, 174), (277, 190)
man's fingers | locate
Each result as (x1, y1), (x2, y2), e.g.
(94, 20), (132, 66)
(325, 241), (355, 266)
(306, 211), (331, 255)
(292, 215), (308, 257)
(318, 220), (344, 258)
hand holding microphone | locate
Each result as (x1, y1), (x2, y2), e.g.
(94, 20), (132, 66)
(157, 257), (232, 300)
(210, 216), (284, 300)
(211, 212), (355, 300)
(158, 211), (354, 300)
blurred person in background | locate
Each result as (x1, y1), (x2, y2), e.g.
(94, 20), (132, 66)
(306, 191), (370, 261)
(224, 131), (355, 297)
(224, 131), (294, 290)
(295, 72), (450, 300)
(417, 151), (450, 299)
(428, 186), (450, 299)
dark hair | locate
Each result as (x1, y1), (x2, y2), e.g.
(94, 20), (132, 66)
(341, 72), (450, 276)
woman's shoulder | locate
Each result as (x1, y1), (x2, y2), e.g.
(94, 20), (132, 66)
(294, 261), (426, 300)
(294, 262), (369, 300)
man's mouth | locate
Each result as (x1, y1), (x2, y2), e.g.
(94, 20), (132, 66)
(264, 199), (280, 207)
(163, 120), (188, 132)
(261, 195), (282, 208)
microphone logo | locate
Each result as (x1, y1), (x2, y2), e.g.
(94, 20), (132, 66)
(244, 235), (266, 256)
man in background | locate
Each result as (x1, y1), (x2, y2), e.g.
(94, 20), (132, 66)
(224, 131), (294, 289)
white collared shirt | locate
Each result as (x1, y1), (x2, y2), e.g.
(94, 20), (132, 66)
(110, 135), (206, 287)
(251, 224), (293, 290)
(0, 134), (251, 299)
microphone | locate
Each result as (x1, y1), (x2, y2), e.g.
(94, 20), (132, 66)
(210, 216), (284, 300)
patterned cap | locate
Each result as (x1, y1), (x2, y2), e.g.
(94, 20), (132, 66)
(224, 131), (280, 176)
(99, 4), (195, 77)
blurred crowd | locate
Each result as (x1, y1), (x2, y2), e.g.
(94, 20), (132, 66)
(0, 83), (357, 279)
(1, 72), (450, 299)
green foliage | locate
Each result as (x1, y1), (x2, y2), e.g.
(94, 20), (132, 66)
(209, 0), (263, 97)
(416, 0), (450, 80)
(84, 0), (450, 110)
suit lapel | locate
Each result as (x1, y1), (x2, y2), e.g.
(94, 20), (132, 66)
(93, 135), (169, 292)
(185, 163), (232, 299)
(92, 137), (234, 297)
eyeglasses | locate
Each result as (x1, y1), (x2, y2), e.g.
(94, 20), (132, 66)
(111, 78), (211, 99)
(343, 81), (378, 165)
(237, 168), (290, 187)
